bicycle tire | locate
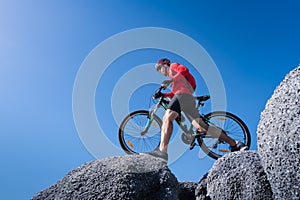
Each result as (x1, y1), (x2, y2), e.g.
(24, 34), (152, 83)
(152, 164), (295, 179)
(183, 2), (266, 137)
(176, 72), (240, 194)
(118, 110), (162, 154)
(197, 111), (251, 159)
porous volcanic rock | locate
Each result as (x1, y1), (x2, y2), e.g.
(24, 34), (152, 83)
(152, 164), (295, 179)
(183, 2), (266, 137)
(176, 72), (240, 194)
(178, 182), (198, 200)
(257, 66), (300, 199)
(195, 173), (211, 200)
(206, 151), (273, 200)
(33, 154), (179, 200)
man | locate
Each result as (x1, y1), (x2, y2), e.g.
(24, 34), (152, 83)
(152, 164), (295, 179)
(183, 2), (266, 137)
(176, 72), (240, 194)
(143, 58), (248, 162)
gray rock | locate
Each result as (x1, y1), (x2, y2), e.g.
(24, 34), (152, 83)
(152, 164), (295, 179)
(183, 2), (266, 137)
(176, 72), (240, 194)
(179, 182), (198, 200)
(195, 173), (210, 200)
(257, 66), (300, 199)
(33, 154), (179, 200)
(206, 151), (272, 200)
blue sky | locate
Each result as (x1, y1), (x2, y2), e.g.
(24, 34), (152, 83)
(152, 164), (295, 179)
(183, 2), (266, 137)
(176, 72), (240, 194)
(1, 0), (299, 199)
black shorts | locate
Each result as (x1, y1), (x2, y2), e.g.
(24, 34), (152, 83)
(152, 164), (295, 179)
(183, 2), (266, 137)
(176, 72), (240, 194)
(168, 94), (200, 120)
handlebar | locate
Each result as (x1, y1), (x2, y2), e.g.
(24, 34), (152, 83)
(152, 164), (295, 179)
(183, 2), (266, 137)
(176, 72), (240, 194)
(158, 85), (164, 92)
(154, 84), (210, 103)
(152, 85), (210, 111)
(153, 86), (165, 99)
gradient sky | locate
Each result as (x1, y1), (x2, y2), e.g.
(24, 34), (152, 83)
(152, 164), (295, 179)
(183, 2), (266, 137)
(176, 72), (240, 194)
(1, 1), (299, 199)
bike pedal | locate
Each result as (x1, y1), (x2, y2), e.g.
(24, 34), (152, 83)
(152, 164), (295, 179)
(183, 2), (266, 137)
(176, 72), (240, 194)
(192, 132), (206, 138)
(189, 142), (196, 150)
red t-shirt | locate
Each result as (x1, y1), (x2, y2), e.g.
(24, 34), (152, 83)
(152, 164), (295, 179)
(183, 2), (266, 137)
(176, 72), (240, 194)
(164, 63), (196, 98)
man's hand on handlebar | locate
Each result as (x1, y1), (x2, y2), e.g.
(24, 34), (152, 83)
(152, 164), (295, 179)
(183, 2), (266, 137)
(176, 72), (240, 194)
(153, 92), (163, 99)
(153, 80), (173, 99)
(153, 85), (165, 99)
(161, 79), (172, 88)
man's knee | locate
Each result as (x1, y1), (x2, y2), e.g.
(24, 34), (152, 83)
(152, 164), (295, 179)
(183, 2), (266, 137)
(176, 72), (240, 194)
(192, 118), (209, 132)
(163, 109), (179, 122)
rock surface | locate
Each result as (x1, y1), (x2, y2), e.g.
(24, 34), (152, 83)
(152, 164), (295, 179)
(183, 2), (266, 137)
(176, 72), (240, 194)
(206, 150), (273, 200)
(257, 66), (300, 199)
(33, 154), (179, 200)
(195, 173), (210, 200)
(178, 182), (198, 200)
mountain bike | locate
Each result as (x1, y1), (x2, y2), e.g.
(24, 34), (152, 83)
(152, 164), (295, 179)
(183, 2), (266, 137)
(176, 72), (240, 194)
(118, 86), (251, 159)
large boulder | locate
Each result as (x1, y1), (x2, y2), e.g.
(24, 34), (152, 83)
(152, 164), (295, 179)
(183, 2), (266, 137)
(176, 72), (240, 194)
(257, 66), (300, 199)
(33, 154), (179, 200)
(179, 182), (198, 200)
(195, 173), (210, 200)
(205, 151), (272, 200)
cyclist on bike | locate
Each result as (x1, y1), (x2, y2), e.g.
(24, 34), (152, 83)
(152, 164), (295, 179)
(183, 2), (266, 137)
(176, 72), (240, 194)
(142, 58), (248, 162)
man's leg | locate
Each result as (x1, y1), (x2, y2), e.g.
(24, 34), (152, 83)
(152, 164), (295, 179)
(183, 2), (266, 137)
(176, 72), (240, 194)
(192, 118), (237, 146)
(159, 109), (179, 153)
(176, 94), (236, 146)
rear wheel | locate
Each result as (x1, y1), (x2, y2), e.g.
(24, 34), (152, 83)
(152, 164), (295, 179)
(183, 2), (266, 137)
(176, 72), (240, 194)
(118, 110), (162, 154)
(197, 111), (251, 159)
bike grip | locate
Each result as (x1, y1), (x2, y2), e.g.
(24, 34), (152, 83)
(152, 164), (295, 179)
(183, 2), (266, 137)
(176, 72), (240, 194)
(153, 92), (162, 99)
(159, 85), (164, 91)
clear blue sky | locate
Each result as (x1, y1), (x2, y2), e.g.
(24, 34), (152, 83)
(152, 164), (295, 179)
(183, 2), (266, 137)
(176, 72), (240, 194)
(1, 0), (299, 199)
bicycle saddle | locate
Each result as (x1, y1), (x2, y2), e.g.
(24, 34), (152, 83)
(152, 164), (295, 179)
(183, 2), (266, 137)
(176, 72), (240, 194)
(195, 95), (210, 102)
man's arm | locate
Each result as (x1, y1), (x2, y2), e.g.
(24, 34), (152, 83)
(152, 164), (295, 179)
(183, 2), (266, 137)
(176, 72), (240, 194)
(162, 79), (173, 88)
(163, 92), (174, 98)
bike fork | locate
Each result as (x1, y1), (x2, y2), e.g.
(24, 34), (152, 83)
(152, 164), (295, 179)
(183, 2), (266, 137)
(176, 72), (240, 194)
(141, 104), (161, 136)
(141, 110), (158, 136)
(141, 118), (153, 136)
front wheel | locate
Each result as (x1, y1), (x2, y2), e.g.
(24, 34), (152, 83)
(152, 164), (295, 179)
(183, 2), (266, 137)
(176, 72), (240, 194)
(197, 111), (251, 159)
(118, 110), (162, 154)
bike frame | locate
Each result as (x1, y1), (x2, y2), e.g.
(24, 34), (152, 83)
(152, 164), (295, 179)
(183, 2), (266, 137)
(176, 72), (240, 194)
(118, 86), (250, 158)
(148, 95), (207, 137)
